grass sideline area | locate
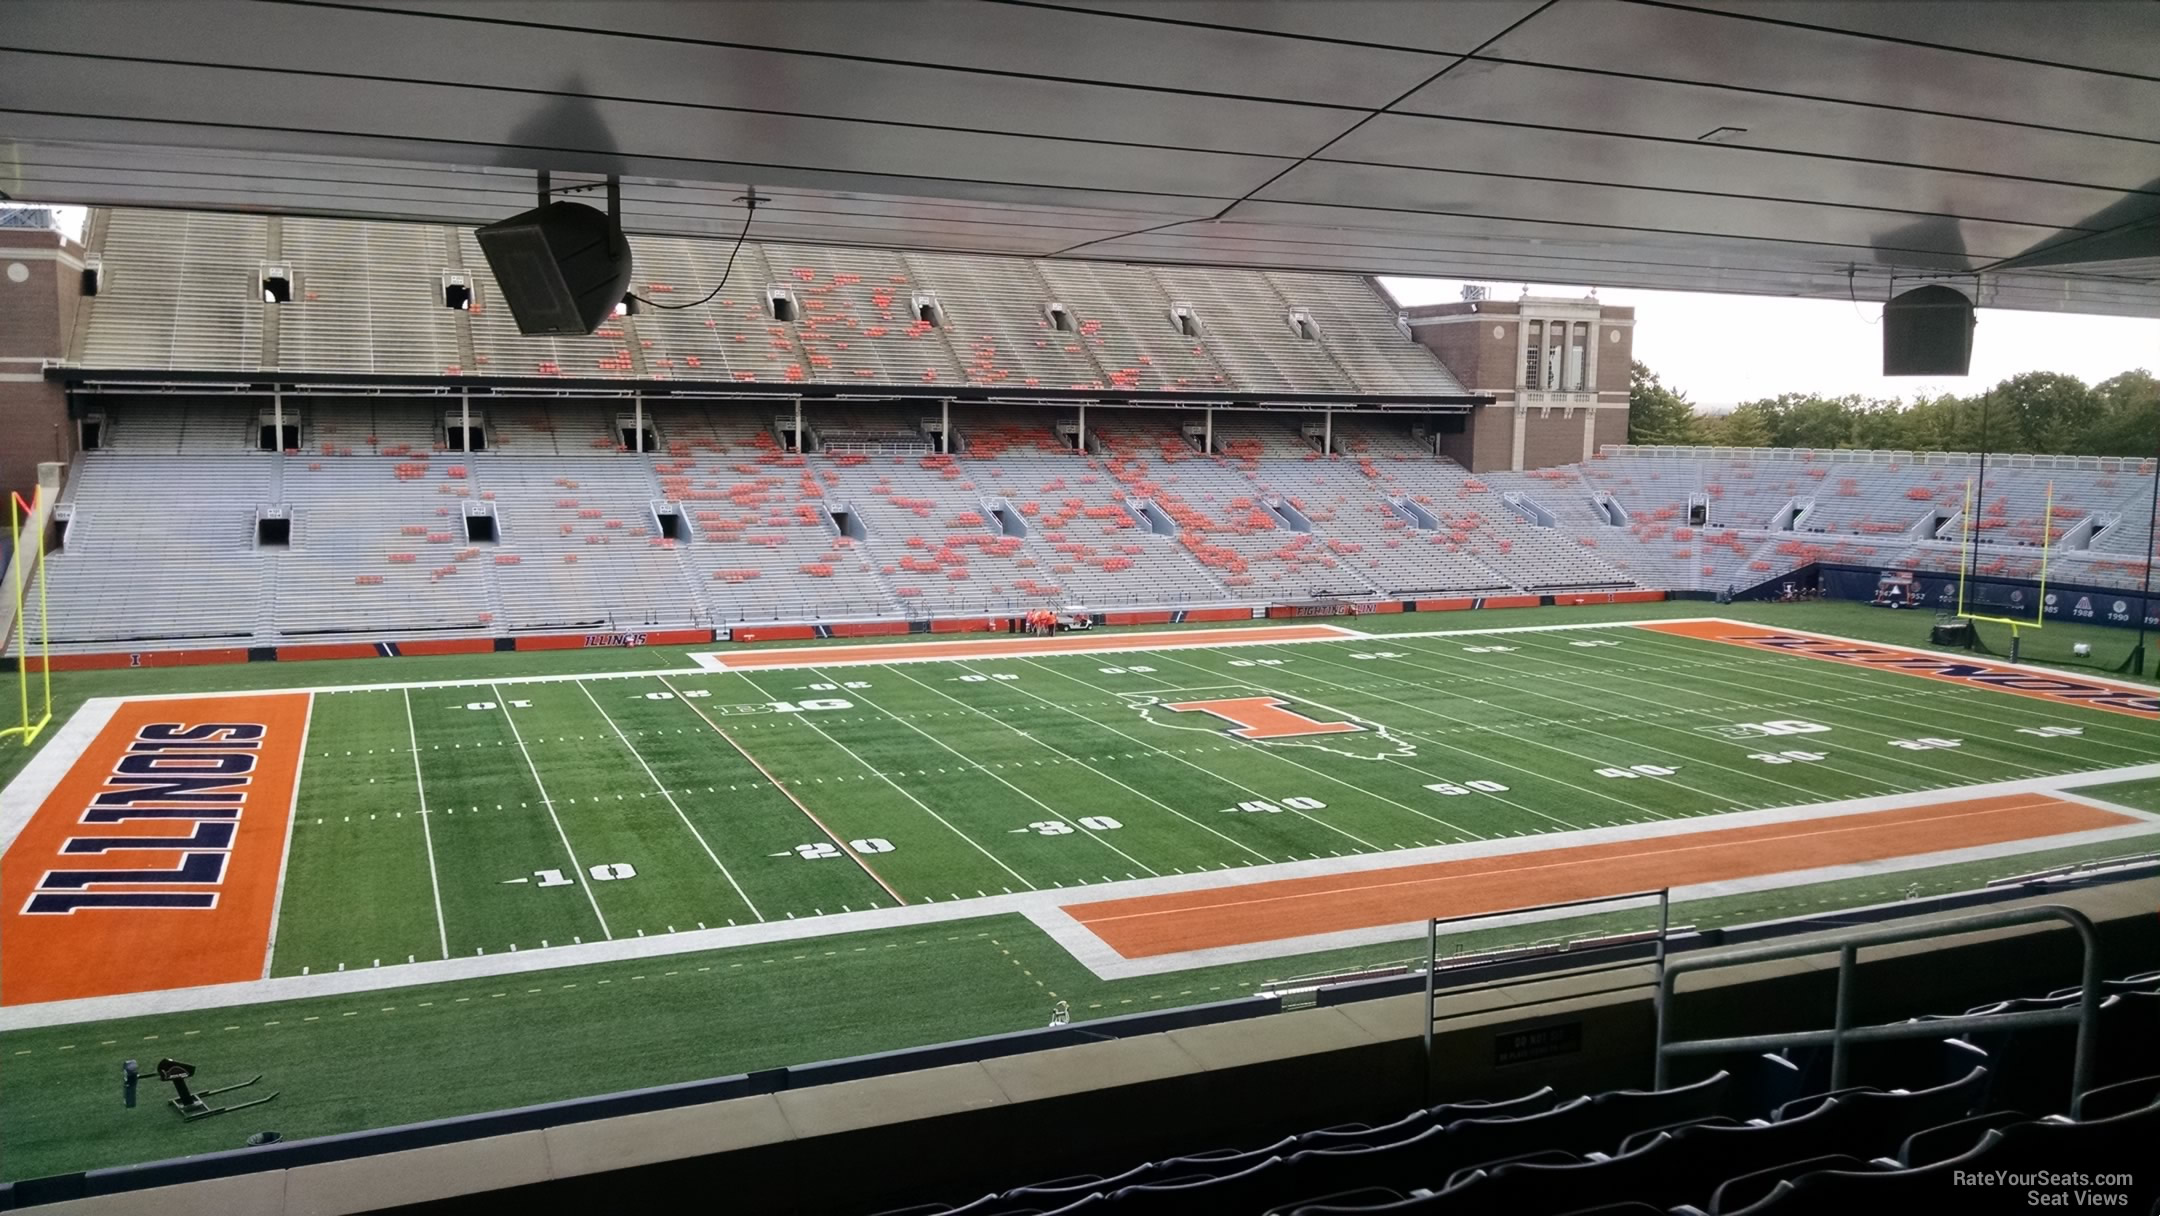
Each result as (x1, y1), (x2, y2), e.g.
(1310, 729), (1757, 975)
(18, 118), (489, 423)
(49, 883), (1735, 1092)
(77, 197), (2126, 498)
(2, 599), (2155, 1181)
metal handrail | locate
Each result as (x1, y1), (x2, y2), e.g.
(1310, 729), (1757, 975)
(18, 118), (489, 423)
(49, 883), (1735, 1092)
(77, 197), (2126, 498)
(1424, 888), (1671, 1100)
(1654, 904), (2102, 1116)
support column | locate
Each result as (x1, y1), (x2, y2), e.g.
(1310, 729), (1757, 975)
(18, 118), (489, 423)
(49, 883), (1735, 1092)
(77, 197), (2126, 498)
(1323, 407), (1333, 457)
(1582, 407), (1597, 463)
(1077, 402), (1087, 454)
(941, 398), (951, 454)
(1204, 407), (1214, 454)
(272, 387), (284, 452)
(633, 392), (644, 454)
(794, 397), (804, 454)
(1511, 401), (1527, 473)
(460, 389), (471, 453)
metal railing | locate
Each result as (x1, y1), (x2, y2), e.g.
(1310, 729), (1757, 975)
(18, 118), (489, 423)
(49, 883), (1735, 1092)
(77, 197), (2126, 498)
(1424, 889), (1672, 1097)
(1654, 903), (2103, 1116)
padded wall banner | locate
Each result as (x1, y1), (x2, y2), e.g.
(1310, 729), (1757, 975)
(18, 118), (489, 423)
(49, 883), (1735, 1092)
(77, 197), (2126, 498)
(1818, 564), (2159, 630)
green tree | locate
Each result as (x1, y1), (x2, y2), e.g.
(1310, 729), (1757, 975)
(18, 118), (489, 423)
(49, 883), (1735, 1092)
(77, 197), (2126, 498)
(2089, 370), (2159, 457)
(1981, 371), (2099, 454)
(1627, 361), (1701, 446)
(1702, 404), (1773, 447)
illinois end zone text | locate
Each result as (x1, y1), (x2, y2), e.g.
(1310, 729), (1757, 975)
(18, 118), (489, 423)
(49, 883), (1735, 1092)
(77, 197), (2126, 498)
(0, 694), (310, 1005)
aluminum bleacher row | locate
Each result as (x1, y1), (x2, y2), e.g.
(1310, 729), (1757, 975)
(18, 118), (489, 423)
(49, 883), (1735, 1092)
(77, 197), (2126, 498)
(867, 969), (2160, 1216)
(18, 411), (2158, 653)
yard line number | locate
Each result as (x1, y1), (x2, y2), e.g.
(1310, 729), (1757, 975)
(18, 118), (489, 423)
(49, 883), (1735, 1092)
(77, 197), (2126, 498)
(533, 862), (637, 886)
(787, 839), (897, 859)
(1423, 779), (1510, 795)
(1219, 796), (1327, 814)
(1596, 764), (1681, 779)
(1888, 737), (1962, 751)
(1020, 817), (1124, 835)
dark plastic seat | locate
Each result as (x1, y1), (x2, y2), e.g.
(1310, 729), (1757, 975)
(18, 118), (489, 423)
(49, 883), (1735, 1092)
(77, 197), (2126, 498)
(1896, 1109), (2026, 1166)
(1301, 1106), (1438, 1150)
(1706, 1153), (1873, 1214)
(1590, 1069), (1731, 1130)
(1285, 1173), (1483, 1214)
(1281, 1124), (1458, 1202)
(871, 1196), (1000, 1216)
(1000, 1161), (1154, 1204)
(1739, 1101), (2160, 1216)
(1475, 1132), (1710, 1213)
(2076, 1073), (2160, 1122)
(1300, 1087), (1562, 1152)
(1157, 1134), (1297, 1177)
(1430, 1085), (1561, 1123)
(1108, 1155), (1284, 1216)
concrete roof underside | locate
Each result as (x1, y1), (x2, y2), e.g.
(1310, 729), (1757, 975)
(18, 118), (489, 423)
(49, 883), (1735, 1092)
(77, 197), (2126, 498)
(3, 0), (2157, 317)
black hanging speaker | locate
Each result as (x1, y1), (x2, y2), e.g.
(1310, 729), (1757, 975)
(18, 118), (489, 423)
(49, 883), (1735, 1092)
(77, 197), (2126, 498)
(1882, 284), (1975, 376)
(474, 200), (633, 336)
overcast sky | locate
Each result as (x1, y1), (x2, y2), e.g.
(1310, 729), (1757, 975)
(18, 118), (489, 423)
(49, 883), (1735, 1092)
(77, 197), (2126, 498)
(19, 206), (2153, 411)
(1380, 276), (2160, 412)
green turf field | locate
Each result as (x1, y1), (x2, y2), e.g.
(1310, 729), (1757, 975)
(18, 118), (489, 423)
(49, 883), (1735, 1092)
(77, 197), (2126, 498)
(264, 618), (2158, 974)
(3, 600), (2155, 1181)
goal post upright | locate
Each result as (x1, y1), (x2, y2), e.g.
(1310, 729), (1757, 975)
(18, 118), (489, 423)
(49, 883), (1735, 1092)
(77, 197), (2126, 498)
(0, 462), (61, 748)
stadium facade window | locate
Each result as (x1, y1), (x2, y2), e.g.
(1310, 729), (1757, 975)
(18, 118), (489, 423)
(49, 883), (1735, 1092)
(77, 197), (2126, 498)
(79, 415), (103, 451)
(768, 287), (800, 323)
(441, 273), (472, 311)
(1569, 322), (1589, 391)
(258, 421), (299, 451)
(1524, 320), (1543, 388)
(260, 263), (293, 304)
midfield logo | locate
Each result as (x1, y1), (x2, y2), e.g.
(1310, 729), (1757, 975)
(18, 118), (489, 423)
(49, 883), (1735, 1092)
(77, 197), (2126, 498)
(1123, 690), (1416, 761)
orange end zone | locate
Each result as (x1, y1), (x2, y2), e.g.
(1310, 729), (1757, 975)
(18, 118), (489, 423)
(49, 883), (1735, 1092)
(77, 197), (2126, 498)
(1063, 796), (2135, 959)
(708, 624), (1354, 670)
(1640, 620), (2160, 720)
(1, 694), (311, 1006)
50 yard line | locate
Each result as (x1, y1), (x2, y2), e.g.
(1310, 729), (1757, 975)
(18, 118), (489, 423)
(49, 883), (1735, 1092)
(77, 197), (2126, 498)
(490, 683), (611, 940)
(403, 689), (450, 960)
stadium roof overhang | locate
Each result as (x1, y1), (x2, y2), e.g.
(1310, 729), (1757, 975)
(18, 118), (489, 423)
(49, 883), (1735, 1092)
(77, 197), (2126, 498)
(5, 1), (2158, 317)
(47, 366), (1488, 412)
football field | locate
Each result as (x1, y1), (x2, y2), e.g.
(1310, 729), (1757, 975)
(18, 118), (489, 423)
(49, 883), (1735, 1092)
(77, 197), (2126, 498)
(7, 614), (2158, 1005)
(4, 607), (2159, 1181)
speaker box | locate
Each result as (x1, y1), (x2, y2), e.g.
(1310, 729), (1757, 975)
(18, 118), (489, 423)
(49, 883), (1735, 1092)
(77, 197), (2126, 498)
(1882, 284), (1975, 376)
(474, 201), (633, 336)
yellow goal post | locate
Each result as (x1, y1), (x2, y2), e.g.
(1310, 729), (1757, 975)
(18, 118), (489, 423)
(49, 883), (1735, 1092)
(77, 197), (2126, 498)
(0, 463), (60, 748)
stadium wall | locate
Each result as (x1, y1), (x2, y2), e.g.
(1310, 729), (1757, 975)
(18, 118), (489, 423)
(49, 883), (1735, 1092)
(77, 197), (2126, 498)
(7, 875), (2151, 1213)
(1814, 562), (2160, 630)
(0, 594), (1665, 673)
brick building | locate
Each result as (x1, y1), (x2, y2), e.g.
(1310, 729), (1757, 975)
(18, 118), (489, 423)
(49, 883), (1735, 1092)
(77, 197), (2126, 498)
(0, 211), (83, 504)
(1400, 294), (1634, 473)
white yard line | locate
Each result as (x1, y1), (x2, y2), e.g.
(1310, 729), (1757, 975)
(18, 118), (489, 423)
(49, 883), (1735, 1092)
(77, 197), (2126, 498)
(575, 679), (764, 924)
(1017, 657), (1388, 851)
(656, 673), (906, 907)
(811, 666), (1161, 877)
(886, 663), (1275, 865)
(979, 658), (1377, 852)
(0, 696), (117, 856)
(259, 693), (315, 979)
(1455, 631), (2011, 790)
(687, 624), (1368, 671)
(1148, 648), (1634, 831)
(490, 682), (611, 940)
(8, 762), (2154, 1030)
(403, 688), (451, 961)
(1360, 641), (1853, 806)
(720, 670), (1038, 891)
(1620, 625), (2160, 755)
